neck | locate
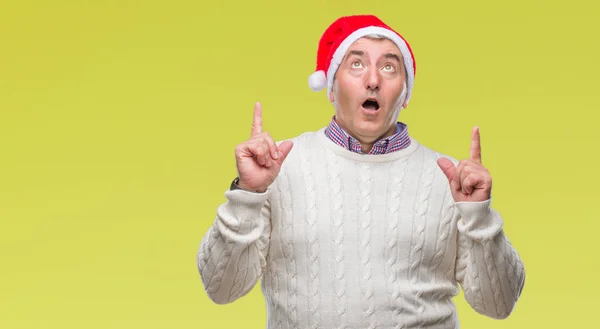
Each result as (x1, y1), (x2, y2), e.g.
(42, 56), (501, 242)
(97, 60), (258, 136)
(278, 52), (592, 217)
(334, 118), (397, 153)
(319, 127), (419, 163)
(361, 143), (374, 154)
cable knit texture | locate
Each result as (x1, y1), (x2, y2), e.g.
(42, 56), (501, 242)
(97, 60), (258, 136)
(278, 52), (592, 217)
(197, 128), (525, 328)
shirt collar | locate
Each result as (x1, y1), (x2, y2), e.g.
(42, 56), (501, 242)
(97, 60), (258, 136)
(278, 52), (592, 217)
(324, 116), (411, 155)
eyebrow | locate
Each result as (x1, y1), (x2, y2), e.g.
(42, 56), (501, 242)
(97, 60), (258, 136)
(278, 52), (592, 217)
(383, 53), (402, 63)
(345, 50), (365, 59)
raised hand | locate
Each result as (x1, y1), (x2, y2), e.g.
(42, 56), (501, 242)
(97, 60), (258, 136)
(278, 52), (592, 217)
(234, 102), (294, 193)
(436, 126), (492, 202)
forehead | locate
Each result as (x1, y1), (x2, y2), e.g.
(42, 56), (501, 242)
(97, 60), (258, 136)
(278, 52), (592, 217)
(346, 36), (403, 57)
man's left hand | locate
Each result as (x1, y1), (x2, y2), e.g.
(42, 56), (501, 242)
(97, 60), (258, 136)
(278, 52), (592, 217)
(437, 126), (492, 203)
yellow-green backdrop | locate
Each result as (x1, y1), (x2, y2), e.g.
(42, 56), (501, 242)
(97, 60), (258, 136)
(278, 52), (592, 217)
(1, 0), (598, 328)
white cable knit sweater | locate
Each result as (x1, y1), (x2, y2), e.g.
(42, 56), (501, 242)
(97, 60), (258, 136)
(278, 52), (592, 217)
(197, 128), (525, 329)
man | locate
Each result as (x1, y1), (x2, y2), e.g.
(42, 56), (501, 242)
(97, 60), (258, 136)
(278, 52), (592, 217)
(197, 14), (525, 329)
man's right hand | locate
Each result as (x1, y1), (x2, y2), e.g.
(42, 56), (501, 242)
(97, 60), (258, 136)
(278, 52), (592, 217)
(233, 102), (294, 193)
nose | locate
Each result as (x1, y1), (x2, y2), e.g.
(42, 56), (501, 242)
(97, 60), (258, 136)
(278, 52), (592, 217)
(365, 67), (380, 91)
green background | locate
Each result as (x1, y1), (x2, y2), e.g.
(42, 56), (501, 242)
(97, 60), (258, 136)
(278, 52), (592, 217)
(1, 0), (598, 328)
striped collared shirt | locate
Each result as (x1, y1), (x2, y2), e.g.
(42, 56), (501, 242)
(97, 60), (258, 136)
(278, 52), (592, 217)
(324, 116), (411, 155)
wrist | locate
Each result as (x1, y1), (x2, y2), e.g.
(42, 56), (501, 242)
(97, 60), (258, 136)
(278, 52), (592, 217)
(231, 177), (267, 193)
(455, 199), (503, 240)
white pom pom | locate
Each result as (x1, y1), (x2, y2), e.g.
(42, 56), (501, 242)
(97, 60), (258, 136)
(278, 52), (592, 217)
(308, 70), (327, 92)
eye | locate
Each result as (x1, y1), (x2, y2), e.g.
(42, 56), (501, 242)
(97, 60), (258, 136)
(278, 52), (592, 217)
(351, 61), (363, 68)
(382, 64), (395, 72)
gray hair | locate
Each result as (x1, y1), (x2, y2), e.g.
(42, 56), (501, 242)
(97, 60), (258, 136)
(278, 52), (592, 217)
(363, 33), (388, 39)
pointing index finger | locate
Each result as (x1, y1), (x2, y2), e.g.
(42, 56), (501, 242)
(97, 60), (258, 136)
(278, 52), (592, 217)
(251, 102), (263, 137)
(470, 126), (482, 163)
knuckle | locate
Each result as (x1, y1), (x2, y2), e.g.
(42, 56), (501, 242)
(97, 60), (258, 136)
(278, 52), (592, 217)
(257, 145), (267, 155)
(484, 175), (492, 184)
(264, 135), (275, 145)
(234, 144), (245, 155)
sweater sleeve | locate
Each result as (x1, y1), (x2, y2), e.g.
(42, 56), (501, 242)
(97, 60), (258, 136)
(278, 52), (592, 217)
(196, 187), (272, 305)
(453, 199), (526, 319)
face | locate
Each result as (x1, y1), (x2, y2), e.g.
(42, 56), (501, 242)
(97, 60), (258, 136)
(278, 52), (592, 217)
(330, 37), (407, 145)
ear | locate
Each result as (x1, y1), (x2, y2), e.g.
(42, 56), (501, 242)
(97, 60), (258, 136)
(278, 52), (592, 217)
(402, 100), (408, 109)
(329, 88), (335, 103)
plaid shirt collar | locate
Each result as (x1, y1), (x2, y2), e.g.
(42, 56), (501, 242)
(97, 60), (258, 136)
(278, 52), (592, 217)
(324, 116), (411, 155)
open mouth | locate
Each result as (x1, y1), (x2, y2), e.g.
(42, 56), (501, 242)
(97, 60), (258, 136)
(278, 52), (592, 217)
(362, 99), (380, 111)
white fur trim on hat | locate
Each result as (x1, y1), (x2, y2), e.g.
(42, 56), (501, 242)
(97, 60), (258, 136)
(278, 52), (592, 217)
(325, 26), (415, 105)
(308, 70), (327, 91)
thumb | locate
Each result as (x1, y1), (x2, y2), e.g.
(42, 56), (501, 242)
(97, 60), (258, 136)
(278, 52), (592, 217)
(436, 158), (456, 183)
(275, 140), (294, 164)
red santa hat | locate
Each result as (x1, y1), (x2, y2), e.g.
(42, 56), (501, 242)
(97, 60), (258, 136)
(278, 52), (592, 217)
(308, 15), (416, 106)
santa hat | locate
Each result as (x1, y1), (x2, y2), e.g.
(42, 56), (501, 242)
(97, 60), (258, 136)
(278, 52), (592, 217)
(308, 15), (416, 106)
